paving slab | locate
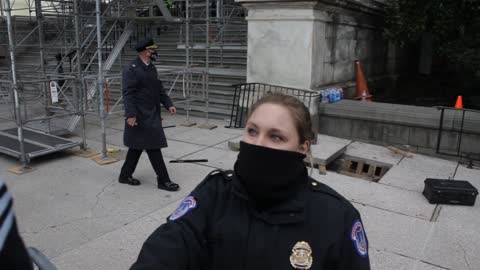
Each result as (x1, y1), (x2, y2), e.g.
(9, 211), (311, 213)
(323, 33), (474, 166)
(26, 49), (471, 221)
(170, 127), (241, 146)
(180, 147), (239, 170)
(214, 126), (245, 136)
(52, 215), (160, 270)
(213, 135), (242, 151)
(355, 203), (434, 260)
(312, 171), (436, 220)
(380, 154), (457, 192)
(345, 141), (403, 166)
(164, 125), (193, 138)
(162, 139), (208, 159)
(369, 248), (446, 270)
(454, 163), (480, 187)
(311, 134), (351, 166)
(420, 222), (479, 270)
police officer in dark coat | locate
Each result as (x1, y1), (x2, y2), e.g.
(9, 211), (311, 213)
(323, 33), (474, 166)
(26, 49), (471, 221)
(130, 93), (370, 269)
(119, 37), (179, 191)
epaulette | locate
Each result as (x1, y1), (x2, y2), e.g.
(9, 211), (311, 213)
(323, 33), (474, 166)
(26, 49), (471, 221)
(191, 169), (234, 194)
(308, 178), (345, 202)
(205, 169), (234, 182)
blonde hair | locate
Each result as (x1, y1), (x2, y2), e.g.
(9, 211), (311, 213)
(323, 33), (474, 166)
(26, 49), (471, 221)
(248, 93), (313, 146)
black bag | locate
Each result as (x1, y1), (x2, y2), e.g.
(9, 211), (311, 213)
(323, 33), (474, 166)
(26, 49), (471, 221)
(423, 178), (478, 206)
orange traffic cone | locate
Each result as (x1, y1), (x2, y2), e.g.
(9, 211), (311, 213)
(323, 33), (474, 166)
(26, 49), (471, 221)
(355, 60), (372, 102)
(454, 96), (463, 109)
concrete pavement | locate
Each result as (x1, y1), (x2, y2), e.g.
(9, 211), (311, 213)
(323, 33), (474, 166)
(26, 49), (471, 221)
(1, 113), (479, 270)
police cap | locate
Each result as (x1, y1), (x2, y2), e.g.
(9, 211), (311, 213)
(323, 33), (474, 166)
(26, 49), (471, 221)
(135, 37), (158, 52)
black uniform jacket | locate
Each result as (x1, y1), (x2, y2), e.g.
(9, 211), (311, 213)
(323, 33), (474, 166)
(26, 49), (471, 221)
(122, 57), (173, 149)
(131, 170), (370, 270)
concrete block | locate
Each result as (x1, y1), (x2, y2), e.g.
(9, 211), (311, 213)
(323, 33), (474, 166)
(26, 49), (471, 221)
(408, 127), (437, 149)
(357, 28), (374, 40)
(383, 124), (410, 145)
(324, 38), (335, 62)
(325, 23), (335, 38)
(336, 25), (356, 39)
(335, 39), (357, 61)
(333, 61), (355, 82)
(321, 62), (335, 83)
(355, 40), (371, 60)
(311, 134), (351, 166)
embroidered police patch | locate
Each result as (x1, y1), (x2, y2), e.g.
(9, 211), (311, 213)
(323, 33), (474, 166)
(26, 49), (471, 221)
(350, 220), (368, 257)
(169, 196), (197, 221)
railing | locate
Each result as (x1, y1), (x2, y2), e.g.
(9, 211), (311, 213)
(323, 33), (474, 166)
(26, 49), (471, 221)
(227, 83), (321, 128)
(436, 106), (480, 161)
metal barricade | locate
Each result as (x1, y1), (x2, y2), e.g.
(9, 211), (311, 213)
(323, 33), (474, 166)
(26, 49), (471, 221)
(227, 82), (320, 128)
(436, 106), (480, 161)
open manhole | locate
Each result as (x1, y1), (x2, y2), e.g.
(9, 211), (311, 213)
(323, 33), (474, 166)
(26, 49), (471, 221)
(327, 155), (392, 182)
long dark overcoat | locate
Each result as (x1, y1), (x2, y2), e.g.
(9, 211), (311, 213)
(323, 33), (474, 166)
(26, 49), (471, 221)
(122, 57), (173, 149)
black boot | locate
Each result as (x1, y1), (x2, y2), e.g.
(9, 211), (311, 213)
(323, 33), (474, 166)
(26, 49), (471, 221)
(119, 176), (141, 186)
(157, 178), (180, 191)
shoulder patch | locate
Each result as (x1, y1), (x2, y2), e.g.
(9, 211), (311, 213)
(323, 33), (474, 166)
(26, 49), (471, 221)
(169, 196), (197, 221)
(350, 219), (368, 257)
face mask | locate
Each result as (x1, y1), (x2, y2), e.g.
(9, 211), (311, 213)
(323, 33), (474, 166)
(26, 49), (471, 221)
(234, 141), (307, 208)
(149, 51), (158, 62)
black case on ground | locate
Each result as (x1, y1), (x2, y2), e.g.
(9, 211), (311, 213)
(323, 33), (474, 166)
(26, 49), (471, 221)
(423, 178), (478, 206)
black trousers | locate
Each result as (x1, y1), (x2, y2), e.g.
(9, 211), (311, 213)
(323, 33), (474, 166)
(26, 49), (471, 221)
(120, 148), (170, 182)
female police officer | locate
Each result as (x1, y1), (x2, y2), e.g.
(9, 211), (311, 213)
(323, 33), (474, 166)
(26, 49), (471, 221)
(130, 93), (370, 270)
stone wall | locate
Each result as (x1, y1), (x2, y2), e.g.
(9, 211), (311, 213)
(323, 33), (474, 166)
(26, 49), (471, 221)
(318, 100), (480, 159)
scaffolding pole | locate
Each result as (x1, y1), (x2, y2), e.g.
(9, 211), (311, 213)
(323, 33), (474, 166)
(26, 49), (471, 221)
(74, 0), (87, 150)
(35, 0), (51, 133)
(180, 0), (196, 127)
(4, 0), (28, 167)
(96, 0), (108, 159)
(198, 0), (216, 129)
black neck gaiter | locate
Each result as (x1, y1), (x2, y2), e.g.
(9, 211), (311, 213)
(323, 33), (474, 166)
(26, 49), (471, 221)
(234, 141), (308, 209)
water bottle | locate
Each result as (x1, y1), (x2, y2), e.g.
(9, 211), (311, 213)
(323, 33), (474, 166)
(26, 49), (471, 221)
(321, 90), (329, 104)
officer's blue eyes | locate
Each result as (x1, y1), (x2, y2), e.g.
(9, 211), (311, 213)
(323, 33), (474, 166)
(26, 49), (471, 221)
(247, 128), (284, 142)
(271, 135), (283, 142)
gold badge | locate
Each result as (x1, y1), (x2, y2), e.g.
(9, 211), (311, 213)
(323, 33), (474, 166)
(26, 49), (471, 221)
(290, 241), (313, 269)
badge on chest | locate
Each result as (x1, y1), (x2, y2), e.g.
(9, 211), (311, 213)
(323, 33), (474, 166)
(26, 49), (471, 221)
(290, 241), (313, 269)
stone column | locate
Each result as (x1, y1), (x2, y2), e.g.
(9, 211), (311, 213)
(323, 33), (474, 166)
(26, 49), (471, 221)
(237, 0), (386, 91)
(239, 1), (328, 90)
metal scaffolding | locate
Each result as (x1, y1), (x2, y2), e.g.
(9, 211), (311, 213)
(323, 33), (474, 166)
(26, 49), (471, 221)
(0, 0), (246, 167)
